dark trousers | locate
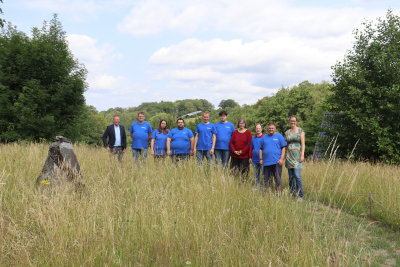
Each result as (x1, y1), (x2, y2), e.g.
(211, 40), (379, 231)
(110, 146), (124, 162)
(230, 157), (250, 178)
(263, 164), (282, 191)
(171, 154), (190, 163)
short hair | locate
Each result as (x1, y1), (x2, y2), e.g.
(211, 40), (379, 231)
(255, 123), (263, 135)
(203, 111), (210, 116)
(289, 115), (297, 121)
(219, 110), (228, 116)
(138, 112), (145, 116)
(176, 118), (184, 123)
(113, 114), (120, 119)
(267, 122), (276, 127)
(237, 118), (246, 128)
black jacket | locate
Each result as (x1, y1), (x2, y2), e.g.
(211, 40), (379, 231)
(102, 124), (127, 149)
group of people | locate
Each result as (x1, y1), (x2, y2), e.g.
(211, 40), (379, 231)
(102, 111), (305, 199)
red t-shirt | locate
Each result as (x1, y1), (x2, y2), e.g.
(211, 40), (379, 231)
(229, 129), (252, 159)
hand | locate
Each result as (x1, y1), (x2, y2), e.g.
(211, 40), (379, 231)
(190, 149), (194, 156)
(151, 149), (154, 156)
(122, 149), (126, 153)
(239, 150), (242, 155)
(234, 151), (240, 155)
(260, 159), (263, 165)
(249, 158), (252, 164)
(278, 159), (283, 166)
(167, 150), (172, 156)
(210, 148), (214, 155)
(106, 147), (110, 152)
(300, 155), (304, 163)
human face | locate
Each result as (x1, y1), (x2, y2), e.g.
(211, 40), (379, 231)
(268, 124), (276, 135)
(113, 116), (120, 126)
(138, 114), (145, 123)
(177, 120), (184, 129)
(255, 125), (262, 135)
(220, 115), (227, 123)
(289, 117), (297, 128)
(203, 113), (210, 123)
(160, 121), (167, 129)
(238, 121), (245, 130)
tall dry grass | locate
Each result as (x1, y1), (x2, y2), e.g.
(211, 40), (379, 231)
(0, 143), (398, 265)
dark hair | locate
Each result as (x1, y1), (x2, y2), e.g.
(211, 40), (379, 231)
(267, 122), (276, 127)
(219, 110), (228, 116)
(158, 119), (168, 134)
(138, 112), (145, 116)
(237, 118), (246, 128)
(176, 118), (184, 123)
(289, 115), (297, 121)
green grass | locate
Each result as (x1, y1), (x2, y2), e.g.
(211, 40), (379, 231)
(0, 143), (399, 265)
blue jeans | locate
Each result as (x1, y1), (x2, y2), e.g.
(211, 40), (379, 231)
(196, 150), (212, 165)
(288, 168), (303, 198)
(214, 149), (230, 168)
(132, 148), (148, 163)
(252, 162), (262, 189)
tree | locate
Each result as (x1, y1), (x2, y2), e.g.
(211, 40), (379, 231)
(218, 99), (239, 109)
(0, 0), (5, 28)
(327, 10), (400, 162)
(0, 15), (87, 142)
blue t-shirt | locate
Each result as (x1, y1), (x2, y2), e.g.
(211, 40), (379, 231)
(195, 122), (216, 150)
(260, 133), (287, 166)
(129, 121), (152, 149)
(250, 135), (264, 164)
(151, 129), (169, 156)
(167, 127), (194, 154)
(214, 121), (235, 150)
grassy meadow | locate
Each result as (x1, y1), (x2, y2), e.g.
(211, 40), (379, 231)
(0, 143), (399, 266)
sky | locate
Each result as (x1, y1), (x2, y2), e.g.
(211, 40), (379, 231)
(4, 0), (400, 111)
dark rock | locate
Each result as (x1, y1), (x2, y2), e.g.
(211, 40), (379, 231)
(37, 136), (85, 190)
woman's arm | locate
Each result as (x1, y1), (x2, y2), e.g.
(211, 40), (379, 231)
(300, 130), (305, 163)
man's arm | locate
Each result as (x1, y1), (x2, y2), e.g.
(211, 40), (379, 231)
(278, 146), (286, 166)
(102, 126), (110, 151)
(150, 138), (155, 155)
(194, 133), (199, 153)
(190, 137), (194, 156)
(121, 126), (127, 152)
(166, 138), (172, 156)
(210, 134), (216, 155)
(259, 148), (263, 166)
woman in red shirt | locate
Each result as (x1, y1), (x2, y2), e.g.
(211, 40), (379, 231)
(229, 119), (252, 178)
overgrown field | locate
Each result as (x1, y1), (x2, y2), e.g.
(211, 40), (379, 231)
(0, 143), (399, 266)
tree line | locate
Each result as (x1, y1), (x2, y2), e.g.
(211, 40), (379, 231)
(0, 11), (399, 162)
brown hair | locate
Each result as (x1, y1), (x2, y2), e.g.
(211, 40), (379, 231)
(157, 119), (168, 134)
(237, 118), (246, 128)
(219, 110), (228, 116)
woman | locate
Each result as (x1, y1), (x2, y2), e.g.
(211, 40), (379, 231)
(229, 119), (252, 178)
(249, 123), (264, 189)
(150, 119), (170, 158)
(285, 115), (305, 199)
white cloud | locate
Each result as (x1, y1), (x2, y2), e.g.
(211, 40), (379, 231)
(118, 0), (384, 39)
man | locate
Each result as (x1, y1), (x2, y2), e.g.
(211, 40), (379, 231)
(214, 110), (235, 168)
(102, 115), (127, 161)
(129, 112), (152, 163)
(194, 111), (216, 165)
(259, 122), (287, 192)
(167, 118), (194, 162)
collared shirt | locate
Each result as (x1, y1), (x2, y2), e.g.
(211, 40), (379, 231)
(114, 125), (121, 146)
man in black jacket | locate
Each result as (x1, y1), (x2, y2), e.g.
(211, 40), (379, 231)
(102, 115), (127, 161)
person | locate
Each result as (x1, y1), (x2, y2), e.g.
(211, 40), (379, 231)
(167, 118), (194, 162)
(150, 119), (170, 159)
(285, 115), (305, 199)
(259, 122), (287, 193)
(102, 115), (127, 161)
(249, 123), (264, 189)
(229, 119), (252, 178)
(194, 111), (216, 165)
(129, 112), (152, 163)
(214, 110), (235, 168)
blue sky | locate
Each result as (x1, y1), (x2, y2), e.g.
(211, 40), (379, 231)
(4, 0), (400, 111)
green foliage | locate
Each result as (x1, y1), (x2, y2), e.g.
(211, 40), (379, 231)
(0, 15), (87, 142)
(218, 99), (239, 109)
(328, 10), (400, 162)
